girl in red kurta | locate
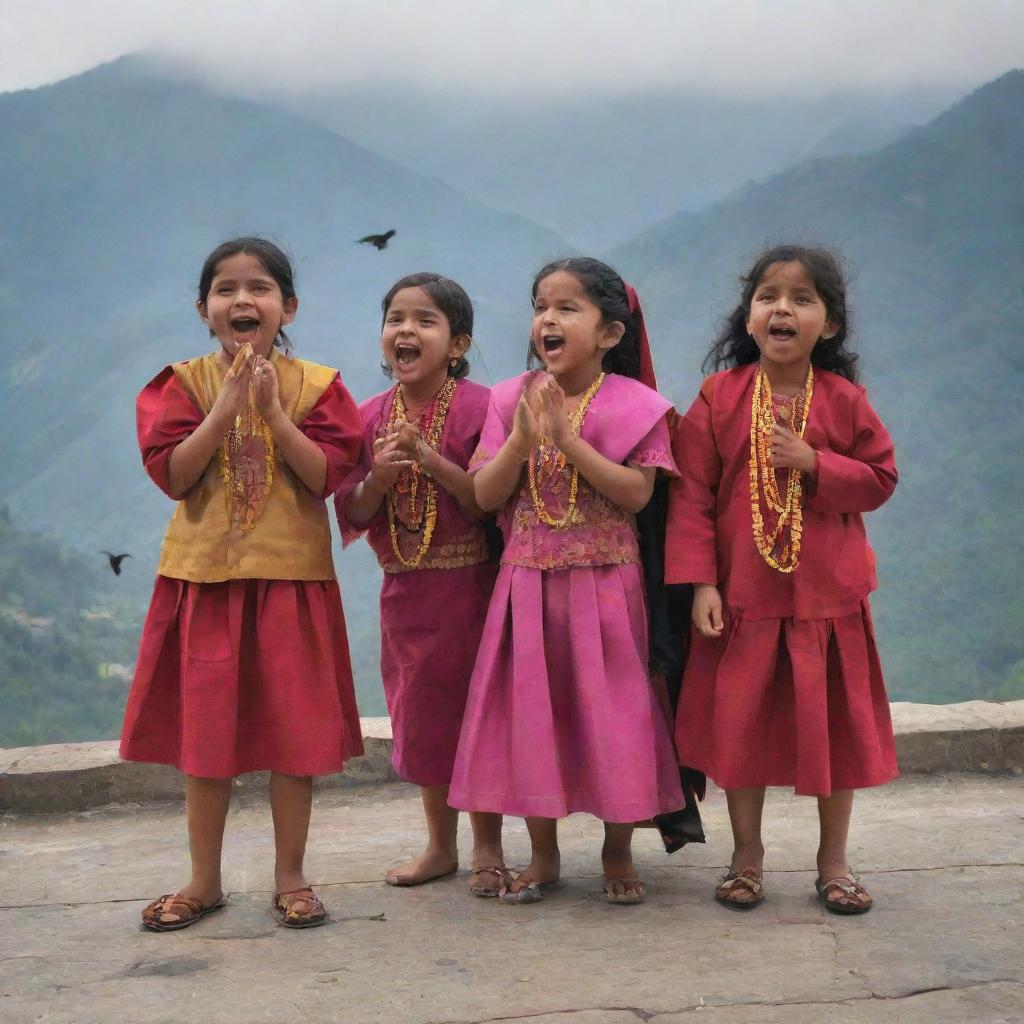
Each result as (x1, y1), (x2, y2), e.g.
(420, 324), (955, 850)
(336, 273), (505, 895)
(667, 246), (898, 915)
(121, 238), (363, 931)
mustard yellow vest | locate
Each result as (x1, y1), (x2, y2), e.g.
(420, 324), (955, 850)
(157, 351), (340, 583)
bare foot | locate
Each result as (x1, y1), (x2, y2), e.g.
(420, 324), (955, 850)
(503, 851), (560, 899)
(601, 847), (645, 902)
(176, 881), (225, 908)
(384, 848), (458, 887)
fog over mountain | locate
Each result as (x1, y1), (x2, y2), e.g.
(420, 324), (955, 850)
(1, 56), (1021, 742)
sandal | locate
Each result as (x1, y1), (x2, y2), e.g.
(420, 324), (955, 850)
(468, 865), (514, 898)
(497, 873), (560, 905)
(272, 887), (328, 928)
(816, 873), (873, 915)
(715, 868), (765, 911)
(603, 876), (647, 905)
(141, 893), (225, 932)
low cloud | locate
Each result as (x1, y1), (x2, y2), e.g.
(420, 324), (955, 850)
(3, 0), (1022, 98)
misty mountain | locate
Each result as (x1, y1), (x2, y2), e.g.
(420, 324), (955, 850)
(610, 70), (1024, 703)
(287, 81), (958, 249)
(0, 54), (569, 560)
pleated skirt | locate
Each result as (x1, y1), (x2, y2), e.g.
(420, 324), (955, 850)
(120, 576), (364, 778)
(676, 601), (898, 795)
(449, 561), (683, 822)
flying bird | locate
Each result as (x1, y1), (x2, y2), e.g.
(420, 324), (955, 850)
(102, 551), (132, 576)
(357, 229), (396, 251)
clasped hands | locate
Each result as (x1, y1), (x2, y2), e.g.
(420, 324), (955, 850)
(369, 422), (429, 490)
(509, 373), (575, 461)
(214, 343), (284, 425)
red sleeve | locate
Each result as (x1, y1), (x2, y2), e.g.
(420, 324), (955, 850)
(665, 387), (720, 586)
(136, 367), (204, 499)
(806, 391), (898, 514)
(300, 373), (363, 498)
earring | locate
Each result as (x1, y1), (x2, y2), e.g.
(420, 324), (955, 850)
(449, 357), (460, 368)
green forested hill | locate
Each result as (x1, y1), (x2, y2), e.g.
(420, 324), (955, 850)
(611, 71), (1024, 703)
(0, 508), (143, 746)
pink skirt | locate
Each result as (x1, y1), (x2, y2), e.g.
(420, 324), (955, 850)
(449, 562), (683, 822)
(120, 576), (364, 778)
(380, 562), (497, 787)
(676, 601), (898, 795)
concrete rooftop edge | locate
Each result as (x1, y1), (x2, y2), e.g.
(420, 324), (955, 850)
(1, 700), (1022, 814)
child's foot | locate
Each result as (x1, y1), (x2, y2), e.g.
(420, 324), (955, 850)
(601, 847), (646, 905)
(384, 849), (459, 887)
(141, 890), (226, 931)
(499, 852), (560, 904)
(468, 864), (514, 897)
(715, 868), (764, 910)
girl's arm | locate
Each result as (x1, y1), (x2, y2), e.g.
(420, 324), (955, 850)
(806, 392), (898, 513)
(536, 378), (654, 513)
(665, 387), (721, 588)
(771, 390), (897, 513)
(420, 444), (486, 519)
(255, 358), (362, 498)
(342, 433), (413, 525)
(561, 438), (655, 514)
(474, 396), (537, 512)
(167, 345), (254, 498)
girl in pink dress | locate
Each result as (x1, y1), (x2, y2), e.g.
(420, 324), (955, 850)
(449, 258), (683, 904)
(336, 274), (506, 895)
(122, 238), (363, 931)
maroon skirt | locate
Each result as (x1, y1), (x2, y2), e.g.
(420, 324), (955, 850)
(676, 601), (898, 796)
(120, 576), (364, 778)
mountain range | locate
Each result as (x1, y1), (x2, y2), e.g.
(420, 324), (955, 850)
(1, 58), (1021, 742)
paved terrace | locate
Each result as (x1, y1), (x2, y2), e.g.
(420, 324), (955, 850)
(1, 702), (1022, 1024)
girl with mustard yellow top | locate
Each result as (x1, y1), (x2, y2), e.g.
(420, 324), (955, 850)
(121, 238), (363, 931)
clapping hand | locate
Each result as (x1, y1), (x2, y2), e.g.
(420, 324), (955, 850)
(369, 432), (414, 490)
(252, 355), (283, 423)
(770, 424), (817, 474)
(212, 343), (254, 424)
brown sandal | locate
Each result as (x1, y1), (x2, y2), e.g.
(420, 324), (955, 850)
(141, 893), (225, 932)
(715, 869), (765, 911)
(272, 887), (328, 928)
(468, 865), (514, 898)
(816, 873), (873, 915)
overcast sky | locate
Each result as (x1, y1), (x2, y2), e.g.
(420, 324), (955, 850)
(2, 0), (1022, 98)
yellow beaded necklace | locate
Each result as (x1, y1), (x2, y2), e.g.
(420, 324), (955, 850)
(527, 372), (605, 529)
(749, 365), (814, 573)
(385, 376), (457, 569)
(219, 382), (275, 534)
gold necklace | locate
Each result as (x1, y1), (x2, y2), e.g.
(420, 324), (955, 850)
(749, 366), (813, 573)
(527, 372), (605, 529)
(218, 380), (275, 534)
(385, 376), (457, 568)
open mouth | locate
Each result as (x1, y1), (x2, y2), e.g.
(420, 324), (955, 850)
(395, 343), (421, 367)
(769, 325), (797, 340)
(231, 318), (260, 344)
(541, 335), (565, 357)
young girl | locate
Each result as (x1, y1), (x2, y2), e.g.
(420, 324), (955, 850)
(335, 273), (506, 894)
(449, 257), (683, 904)
(121, 237), (364, 930)
(667, 245), (899, 914)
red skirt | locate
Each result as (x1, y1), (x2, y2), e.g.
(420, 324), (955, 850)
(120, 576), (364, 778)
(676, 601), (898, 796)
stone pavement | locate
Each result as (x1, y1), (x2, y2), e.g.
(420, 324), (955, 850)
(1, 773), (1022, 1023)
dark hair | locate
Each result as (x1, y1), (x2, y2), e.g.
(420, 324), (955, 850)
(379, 272), (474, 379)
(529, 257), (640, 379)
(704, 245), (858, 382)
(197, 237), (297, 356)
